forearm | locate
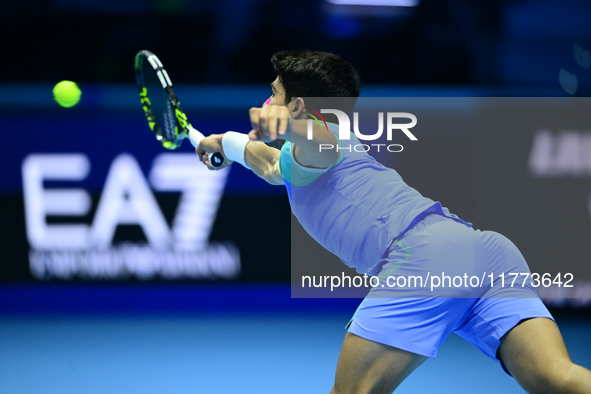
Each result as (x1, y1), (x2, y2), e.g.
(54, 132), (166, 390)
(244, 141), (283, 185)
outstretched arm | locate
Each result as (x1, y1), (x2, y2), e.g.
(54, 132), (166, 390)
(196, 133), (283, 185)
(196, 103), (338, 182)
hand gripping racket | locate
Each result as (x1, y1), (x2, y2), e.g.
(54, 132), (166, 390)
(134, 49), (225, 167)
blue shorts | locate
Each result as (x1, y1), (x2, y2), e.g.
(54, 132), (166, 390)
(347, 214), (554, 369)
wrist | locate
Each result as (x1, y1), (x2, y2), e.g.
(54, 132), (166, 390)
(222, 132), (251, 168)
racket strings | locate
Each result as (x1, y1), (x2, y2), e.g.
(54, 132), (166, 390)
(141, 56), (178, 144)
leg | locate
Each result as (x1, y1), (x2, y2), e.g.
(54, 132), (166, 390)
(498, 317), (591, 394)
(330, 332), (427, 394)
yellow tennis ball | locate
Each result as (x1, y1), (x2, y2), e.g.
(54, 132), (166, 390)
(53, 80), (81, 108)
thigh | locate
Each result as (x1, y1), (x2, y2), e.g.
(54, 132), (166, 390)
(454, 297), (554, 364)
(331, 332), (427, 394)
(497, 317), (588, 393)
(348, 297), (475, 358)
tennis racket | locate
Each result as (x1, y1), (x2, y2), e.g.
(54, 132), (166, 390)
(134, 49), (225, 167)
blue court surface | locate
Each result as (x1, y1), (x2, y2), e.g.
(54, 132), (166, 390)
(1, 301), (589, 393)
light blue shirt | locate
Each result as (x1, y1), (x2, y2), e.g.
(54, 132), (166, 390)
(280, 124), (471, 275)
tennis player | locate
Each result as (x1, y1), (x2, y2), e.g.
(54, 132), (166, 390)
(196, 50), (591, 394)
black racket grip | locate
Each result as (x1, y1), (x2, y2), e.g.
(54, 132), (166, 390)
(209, 152), (225, 168)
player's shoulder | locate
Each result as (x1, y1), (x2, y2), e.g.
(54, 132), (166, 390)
(278, 131), (347, 187)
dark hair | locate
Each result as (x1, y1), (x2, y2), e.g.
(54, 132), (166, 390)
(271, 50), (361, 114)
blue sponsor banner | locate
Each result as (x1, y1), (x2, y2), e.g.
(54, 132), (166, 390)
(0, 84), (292, 283)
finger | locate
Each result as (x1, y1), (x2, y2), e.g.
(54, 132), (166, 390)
(268, 107), (279, 141)
(201, 153), (216, 168)
(278, 108), (289, 135)
(258, 106), (269, 137)
(249, 107), (261, 132)
(248, 130), (259, 140)
(202, 156), (215, 171)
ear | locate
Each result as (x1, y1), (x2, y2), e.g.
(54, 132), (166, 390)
(291, 97), (306, 119)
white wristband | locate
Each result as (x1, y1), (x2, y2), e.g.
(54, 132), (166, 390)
(222, 132), (251, 168)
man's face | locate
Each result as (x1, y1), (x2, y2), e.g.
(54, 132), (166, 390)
(269, 76), (287, 106)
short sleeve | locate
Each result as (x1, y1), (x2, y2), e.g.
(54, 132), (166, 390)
(278, 125), (344, 187)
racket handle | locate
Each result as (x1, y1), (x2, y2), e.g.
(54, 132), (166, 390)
(188, 128), (225, 168)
